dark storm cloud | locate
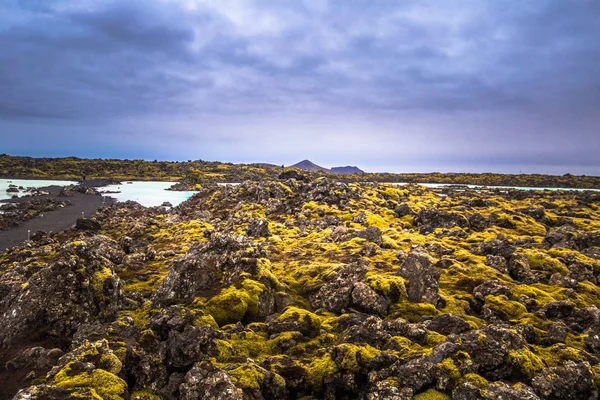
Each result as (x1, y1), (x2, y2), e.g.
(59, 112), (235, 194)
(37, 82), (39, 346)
(0, 0), (599, 173)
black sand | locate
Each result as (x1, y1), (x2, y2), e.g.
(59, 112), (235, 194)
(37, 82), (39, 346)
(0, 186), (115, 251)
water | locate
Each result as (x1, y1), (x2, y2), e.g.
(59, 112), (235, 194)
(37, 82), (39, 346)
(0, 179), (77, 201)
(3, 178), (598, 207)
(1, 179), (197, 207)
(98, 181), (197, 207)
(389, 182), (600, 192)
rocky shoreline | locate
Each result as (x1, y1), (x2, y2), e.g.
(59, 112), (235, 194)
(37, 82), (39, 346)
(0, 178), (598, 399)
(2, 154), (600, 189)
(0, 185), (116, 251)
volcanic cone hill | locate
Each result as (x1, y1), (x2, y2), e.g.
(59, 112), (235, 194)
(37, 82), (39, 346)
(1, 178), (600, 399)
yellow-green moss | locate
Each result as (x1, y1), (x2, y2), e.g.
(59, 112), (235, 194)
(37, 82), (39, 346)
(436, 358), (461, 385)
(91, 267), (113, 300)
(205, 279), (265, 326)
(593, 363), (600, 389)
(463, 372), (488, 388)
(484, 295), (528, 321)
(98, 353), (122, 375)
(277, 306), (321, 331)
(53, 362), (127, 400)
(414, 388), (450, 400)
(131, 389), (161, 400)
(215, 331), (270, 361)
(521, 249), (568, 274)
(229, 364), (265, 391)
(337, 344), (380, 372)
(307, 354), (338, 388)
(390, 301), (440, 322)
(365, 272), (407, 298)
(508, 347), (545, 378)
(119, 300), (154, 328)
(195, 314), (219, 329)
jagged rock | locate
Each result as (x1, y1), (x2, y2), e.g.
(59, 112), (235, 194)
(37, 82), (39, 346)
(340, 315), (391, 347)
(531, 361), (595, 400)
(6, 347), (64, 374)
(267, 307), (322, 338)
(567, 261), (596, 284)
(571, 306), (600, 333)
(148, 306), (196, 339)
(75, 218), (101, 231)
(367, 381), (412, 400)
(542, 323), (568, 345)
(164, 324), (222, 369)
(544, 226), (579, 249)
(395, 359), (436, 392)
(585, 330), (600, 354)
(382, 318), (410, 337)
(14, 340), (129, 399)
(473, 280), (513, 301)
(310, 260), (370, 313)
(356, 226), (383, 246)
(460, 324), (526, 380)
(423, 313), (471, 335)
(480, 238), (515, 258)
(152, 233), (267, 305)
(394, 203), (413, 218)
(398, 248), (441, 306)
(536, 300), (576, 320)
(354, 212), (367, 224)
(246, 218), (271, 238)
(453, 381), (540, 399)
(485, 255), (509, 274)
(351, 282), (390, 316)
(506, 253), (532, 282)
(179, 361), (244, 400)
(0, 237), (123, 345)
(415, 208), (469, 233)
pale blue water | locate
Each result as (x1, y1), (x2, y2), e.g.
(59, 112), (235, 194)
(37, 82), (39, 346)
(390, 182), (600, 192)
(0, 179), (77, 201)
(3, 179), (598, 207)
(98, 181), (197, 207)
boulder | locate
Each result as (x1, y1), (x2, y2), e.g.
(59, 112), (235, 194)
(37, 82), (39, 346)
(179, 361), (244, 400)
(246, 218), (271, 238)
(152, 233), (266, 306)
(75, 218), (101, 231)
(423, 313), (471, 335)
(473, 280), (513, 301)
(310, 260), (369, 313)
(532, 361), (595, 400)
(356, 226), (383, 246)
(0, 236), (123, 345)
(397, 248), (441, 306)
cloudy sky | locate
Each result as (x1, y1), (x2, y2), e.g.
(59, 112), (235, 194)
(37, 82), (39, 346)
(1, 0), (599, 174)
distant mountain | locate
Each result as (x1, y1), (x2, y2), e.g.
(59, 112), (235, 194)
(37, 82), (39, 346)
(331, 166), (364, 174)
(288, 160), (331, 172)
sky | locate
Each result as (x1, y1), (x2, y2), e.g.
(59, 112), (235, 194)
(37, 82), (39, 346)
(1, 0), (599, 174)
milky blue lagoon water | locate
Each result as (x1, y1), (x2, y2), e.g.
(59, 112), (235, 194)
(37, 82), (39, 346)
(3, 179), (598, 207)
(0, 179), (77, 201)
(1, 179), (197, 206)
(390, 182), (600, 192)
(97, 181), (197, 207)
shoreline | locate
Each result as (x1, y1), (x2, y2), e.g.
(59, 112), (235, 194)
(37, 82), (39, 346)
(0, 185), (116, 251)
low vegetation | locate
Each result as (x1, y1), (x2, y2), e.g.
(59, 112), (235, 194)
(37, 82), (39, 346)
(1, 175), (599, 399)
